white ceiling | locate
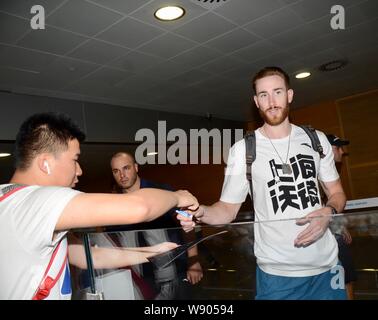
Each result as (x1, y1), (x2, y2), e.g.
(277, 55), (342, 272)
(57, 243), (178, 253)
(0, 0), (377, 121)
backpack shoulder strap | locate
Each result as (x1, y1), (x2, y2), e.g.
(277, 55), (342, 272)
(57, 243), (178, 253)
(298, 125), (326, 159)
(0, 184), (27, 202)
(32, 239), (68, 300)
(244, 131), (256, 199)
(0, 184), (69, 300)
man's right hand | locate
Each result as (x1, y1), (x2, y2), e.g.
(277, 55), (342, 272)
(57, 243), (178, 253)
(175, 190), (199, 212)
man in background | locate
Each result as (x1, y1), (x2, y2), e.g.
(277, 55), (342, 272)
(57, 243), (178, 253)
(109, 152), (203, 299)
(326, 134), (357, 300)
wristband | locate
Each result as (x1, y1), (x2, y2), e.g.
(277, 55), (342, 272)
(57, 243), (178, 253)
(326, 205), (337, 215)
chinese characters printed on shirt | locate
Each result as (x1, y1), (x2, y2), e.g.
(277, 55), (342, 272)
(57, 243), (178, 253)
(267, 154), (320, 214)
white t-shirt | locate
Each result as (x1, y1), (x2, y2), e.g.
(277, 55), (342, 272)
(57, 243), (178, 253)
(0, 185), (81, 299)
(220, 125), (339, 277)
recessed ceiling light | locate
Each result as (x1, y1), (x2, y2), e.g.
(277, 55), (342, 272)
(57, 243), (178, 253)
(295, 72), (311, 79)
(319, 60), (348, 72)
(0, 153), (11, 158)
(154, 6), (185, 21)
(147, 152), (158, 156)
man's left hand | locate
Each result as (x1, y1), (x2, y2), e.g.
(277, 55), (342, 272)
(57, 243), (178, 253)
(186, 261), (203, 284)
(294, 207), (332, 247)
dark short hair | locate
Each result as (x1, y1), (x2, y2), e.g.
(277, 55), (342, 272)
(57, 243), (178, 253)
(110, 151), (136, 166)
(252, 66), (291, 94)
(15, 112), (86, 170)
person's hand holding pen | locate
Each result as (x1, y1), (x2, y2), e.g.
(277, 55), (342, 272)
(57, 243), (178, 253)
(174, 190), (199, 212)
(176, 205), (205, 232)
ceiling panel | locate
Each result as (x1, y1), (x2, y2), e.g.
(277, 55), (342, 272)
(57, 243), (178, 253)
(0, 13), (30, 44)
(46, 0), (123, 36)
(0, 45), (56, 71)
(138, 33), (197, 59)
(67, 39), (129, 64)
(170, 46), (220, 68)
(0, 0), (376, 121)
(269, 23), (326, 49)
(0, 0), (66, 19)
(199, 55), (248, 74)
(33, 56), (99, 90)
(142, 60), (191, 80)
(0, 66), (41, 89)
(87, 0), (151, 15)
(174, 12), (237, 43)
(96, 17), (164, 48)
(232, 40), (280, 63)
(243, 7), (304, 38)
(108, 50), (163, 73)
(169, 68), (214, 86)
(205, 28), (260, 53)
(214, 0), (284, 25)
(16, 26), (88, 55)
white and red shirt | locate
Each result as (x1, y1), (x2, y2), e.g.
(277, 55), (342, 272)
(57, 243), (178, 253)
(0, 185), (80, 299)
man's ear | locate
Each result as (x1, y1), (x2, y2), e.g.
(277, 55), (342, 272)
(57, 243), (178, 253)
(287, 89), (294, 103)
(253, 95), (259, 109)
(37, 154), (52, 175)
(134, 163), (139, 173)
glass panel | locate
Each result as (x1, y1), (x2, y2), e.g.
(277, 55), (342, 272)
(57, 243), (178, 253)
(70, 209), (378, 300)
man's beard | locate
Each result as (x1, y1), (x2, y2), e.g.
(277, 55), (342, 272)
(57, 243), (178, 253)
(259, 104), (289, 126)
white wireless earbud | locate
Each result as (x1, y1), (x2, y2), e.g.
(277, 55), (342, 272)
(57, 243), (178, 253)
(44, 161), (51, 175)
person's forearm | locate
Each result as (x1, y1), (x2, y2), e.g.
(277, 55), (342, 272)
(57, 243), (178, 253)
(132, 188), (179, 221)
(187, 245), (198, 258)
(68, 244), (149, 269)
(325, 191), (347, 213)
(201, 202), (238, 225)
(92, 247), (150, 268)
(59, 189), (179, 229)
(92, 243), (178, 269)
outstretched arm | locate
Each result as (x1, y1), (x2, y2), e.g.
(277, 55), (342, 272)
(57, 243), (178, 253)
(56, 189), (198, 231)
(68, 242), (178, 269)
(178, 201), (242, 232)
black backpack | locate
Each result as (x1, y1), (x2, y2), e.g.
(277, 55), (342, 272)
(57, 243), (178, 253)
(244, 125), (325, 199)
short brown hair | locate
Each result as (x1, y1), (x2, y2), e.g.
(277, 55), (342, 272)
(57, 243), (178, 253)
(110, 151), (136, 165)
(252, 66), (290, 94)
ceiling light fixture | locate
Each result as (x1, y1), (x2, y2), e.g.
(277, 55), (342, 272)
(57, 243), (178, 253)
(319, 60), (348, 72)
(154, 6), (185, 21)
(295, 72), (311, 79)
(0, 153), (11, 158)
(147, 152), (158, 156)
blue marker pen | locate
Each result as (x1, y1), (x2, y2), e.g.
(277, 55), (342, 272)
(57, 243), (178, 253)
(175, 209), (193, 219)
(175, 209), (199, 223)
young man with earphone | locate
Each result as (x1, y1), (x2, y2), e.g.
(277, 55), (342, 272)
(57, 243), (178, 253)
(0, 112), (198, 300)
